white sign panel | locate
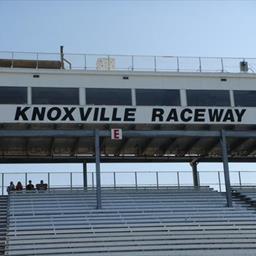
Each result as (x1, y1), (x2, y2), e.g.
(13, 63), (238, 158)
(0, 105), (254, 124)
(111, 129), (123, 140)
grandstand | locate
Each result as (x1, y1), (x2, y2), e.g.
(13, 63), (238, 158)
(1, 48), (256, 255)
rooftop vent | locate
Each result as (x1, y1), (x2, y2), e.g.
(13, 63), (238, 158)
(240, 60), (248, 72)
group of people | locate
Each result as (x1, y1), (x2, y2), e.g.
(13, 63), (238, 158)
(7, 180), (48, 193)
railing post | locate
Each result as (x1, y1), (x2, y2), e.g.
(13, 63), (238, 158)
(70, 172), (73, 190)
(47, 172), (50, 189)
(113, 172), (116, 189)
(177, 171), (180, 188)
(131, 56), (134, 71)
(107, 55), (110, 71)
(84, 54), (87, 70)
(36, 53), (39, 69)
(11, 52), (14, 68)
(218, 171), (221, 192)
(176, 57), (180, 72)
(2, 173), (4, 195)
(92, 172), (94, 189)
(135, 172), (138, 189)
(156, 171), (159, 189)
(221, 58), (224, 72)
(25, 173), (28, 186)
(199, 57), (202, 72)
(238, 171), (242, 187)
(154, 56), (157, 72)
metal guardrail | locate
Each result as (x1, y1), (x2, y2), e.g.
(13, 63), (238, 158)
(1, 170), (256, 195)
(0, 51), (256, 73)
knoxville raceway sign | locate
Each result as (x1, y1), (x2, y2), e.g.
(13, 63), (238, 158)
(0, 105), (253, 124)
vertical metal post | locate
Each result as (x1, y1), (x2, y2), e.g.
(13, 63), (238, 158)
(11, 52), (14, 68)
(199, 57), (202, 72)
(190, 161), (199, 187)
(220, 130), (232, 207)
(218, 171), (222, 192)
(135, 172), (138, 189)
(156, 171), (159, 189)
(176, 57), (180, 72)
(83, 163), (87, 190)
(221, 58), (224, 72)
(25, 173), (28, 186)
(70, 172), (73, 190)
(154, 56), (157, 72)
(177, 172), (180, 188)
(92, 172), (95, 189)
(238, 171), (242, 187)
(95, 130), (102, 209)
(36, 53), (39, 69)
(113, 172), (116, 189)
(47, 172), (50, 189)
(131, 56), (134, 71)
(84, 55), (87, 70)
(107, 55), (110, 71)
(2, 173), (4, 195)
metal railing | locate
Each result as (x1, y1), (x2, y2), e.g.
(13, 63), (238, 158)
(0, 51), (256, 73)
(1, 170), (256, 195)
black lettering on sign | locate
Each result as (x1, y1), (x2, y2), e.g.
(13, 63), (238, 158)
(235, 109), (246, 122)
(208, 109), (224, 122)
(124, 108), (136, 122)
(15, 107), (30, 121)
(194, 109), (206, 122)
(112, 108), (122, 121)
(152, 108), (164, 122)
(223, 109), (234, 122)
(166, 109), (178, 122)
(61, 107), (75, 121)
(31, 107), (46, 121)
(79, 107), (92, 121)
(100, 108), (110, 121)
(180, 108), (192, 122)
(47, 107), (61, 121)
(93, 108), (99, 121)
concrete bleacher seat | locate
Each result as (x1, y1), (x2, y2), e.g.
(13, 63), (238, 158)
(232, 186), (256, 206)
(4, 187), (256, 255)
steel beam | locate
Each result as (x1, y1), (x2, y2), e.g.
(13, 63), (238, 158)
(95, 130), (102, 209)
(190, 160), (199, 187)
(220, 130), (232, 207)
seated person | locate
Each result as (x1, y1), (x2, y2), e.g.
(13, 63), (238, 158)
(7, 181), (15, 194)
(36, 180), (48, 191)
(26, 180), (35, 190)
(16, 181), (23, 191)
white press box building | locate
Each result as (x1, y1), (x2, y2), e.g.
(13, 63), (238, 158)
(1, 48), (256, 255)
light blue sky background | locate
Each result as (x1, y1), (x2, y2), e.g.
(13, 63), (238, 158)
(1, 0), (256, 185)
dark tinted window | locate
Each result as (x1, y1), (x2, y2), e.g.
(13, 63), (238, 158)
(32, 87), (79, 105)
(136, 89), (180, 106)
(187, 90), (230, 106)
(86, 88), (132, 105)
(0, 87), (27, 104)
(234, 91), (256, 107)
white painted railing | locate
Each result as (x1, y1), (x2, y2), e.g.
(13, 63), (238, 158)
(1, 51), (256, 73)
(1, 170), (256, 195)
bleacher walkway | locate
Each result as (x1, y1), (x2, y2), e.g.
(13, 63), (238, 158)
(4, 187), (256, 256)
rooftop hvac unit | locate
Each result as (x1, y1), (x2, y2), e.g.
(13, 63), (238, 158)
(96, 58), (116, 71)
(240, 60), (248, 72)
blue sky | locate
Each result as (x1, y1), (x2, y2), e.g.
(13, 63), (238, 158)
(1, 1), (256, 57)
(1, 0), (256, 182)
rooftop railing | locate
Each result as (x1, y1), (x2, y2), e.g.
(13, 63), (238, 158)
(0, 51), (256, 73)
(1, 170), (256, 195)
